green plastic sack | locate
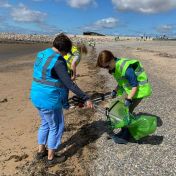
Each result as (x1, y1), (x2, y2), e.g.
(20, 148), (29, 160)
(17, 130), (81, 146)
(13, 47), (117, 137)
(108, 99), (130, 129)
(108, 99), (157, 140)
(128, 115), (157, 140)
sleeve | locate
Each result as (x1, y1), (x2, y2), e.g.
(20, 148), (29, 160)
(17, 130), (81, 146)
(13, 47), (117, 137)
(72, 55), (80, 64)
(54, 59), (89, 101)
(125, 67), (138, 87)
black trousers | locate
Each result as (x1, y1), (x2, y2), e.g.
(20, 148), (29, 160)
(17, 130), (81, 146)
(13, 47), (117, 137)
(107, 98), (143, 140)
(129, 98), (143, 114)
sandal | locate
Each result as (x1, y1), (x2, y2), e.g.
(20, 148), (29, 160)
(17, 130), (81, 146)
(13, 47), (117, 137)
(46, 155), (66, 167)
(35, 150), (48, 160)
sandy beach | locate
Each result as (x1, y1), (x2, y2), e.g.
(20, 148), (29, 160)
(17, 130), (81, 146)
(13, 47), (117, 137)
(0, 40), (176, 175)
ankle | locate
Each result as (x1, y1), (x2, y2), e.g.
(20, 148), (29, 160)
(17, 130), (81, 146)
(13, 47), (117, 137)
(48, 158), (53, 161)
(48, 149), (55, 160)
(38, 145), (46, 153)
(38, 149), (46, 153)
(48, 156), (54, 160)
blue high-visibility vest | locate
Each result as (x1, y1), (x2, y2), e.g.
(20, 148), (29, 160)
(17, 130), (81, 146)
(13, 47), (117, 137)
(30, 48), (68, 109)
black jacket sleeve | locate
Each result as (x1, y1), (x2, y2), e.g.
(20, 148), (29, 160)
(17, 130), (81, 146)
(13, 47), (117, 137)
(53, 57), (89, 101)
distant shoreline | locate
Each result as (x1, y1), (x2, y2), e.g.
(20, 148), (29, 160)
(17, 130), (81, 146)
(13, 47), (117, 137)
(0, 33), (175, 44)
(0, 33), (53, 44)
(0, 32), (153, 43)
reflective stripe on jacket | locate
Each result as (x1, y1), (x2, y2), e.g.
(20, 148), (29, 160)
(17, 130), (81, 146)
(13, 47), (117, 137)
(112, 58), (152, 99)
(30, 48), (68, 109)
(64, 46), (80, 72)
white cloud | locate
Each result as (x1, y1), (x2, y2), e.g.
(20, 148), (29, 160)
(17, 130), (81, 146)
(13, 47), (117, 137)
(94, 17), (118, 28)
(156, 25), (173, 33)
(0, 0), (11, 8)
(67, 0), (96, 8)
(83, 17), (118, 31)
(11, 3), (47, 23)
(0, 2), (61, 34)
(112, 0), (176, 13)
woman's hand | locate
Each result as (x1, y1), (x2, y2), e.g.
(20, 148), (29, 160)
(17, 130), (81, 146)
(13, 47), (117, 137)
(127, 86), (138, 100)
(85, 100), (94, 108)
(71, 75), (76, 81)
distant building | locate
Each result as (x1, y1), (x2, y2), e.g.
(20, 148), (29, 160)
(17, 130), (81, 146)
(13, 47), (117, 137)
(83, 31), (105, 36)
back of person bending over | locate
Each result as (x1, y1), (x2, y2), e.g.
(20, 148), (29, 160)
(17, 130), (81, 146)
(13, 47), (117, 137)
(64, 43), (87, 80)
(96, 50), (152, 142)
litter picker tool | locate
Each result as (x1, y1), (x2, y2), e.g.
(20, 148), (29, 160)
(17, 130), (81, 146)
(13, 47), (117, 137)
(68, 93), (130, 144)
(68, 92), (157, 141)
(68, 92), (122, 124)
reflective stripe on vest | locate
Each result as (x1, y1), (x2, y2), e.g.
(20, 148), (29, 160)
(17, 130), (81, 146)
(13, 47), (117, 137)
(113, 58), (152, 98)
(120, 60), (144, 76)
(34, 53), (64, 88)
(135, 67), (144, 76)
(64, 46), (79, 72)
(42, 53), (56, 80)
(66, 50), (79, 65)
(66, 54), (72, 65)
(33, 78), (64, 88)
(120, 60), (127, 72)
(120, 60), (148, 88)
(124, 80), (149, 88)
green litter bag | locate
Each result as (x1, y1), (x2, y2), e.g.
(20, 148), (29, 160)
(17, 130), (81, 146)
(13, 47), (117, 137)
(108, 98), (130, 129)
(128, 114), (157, 140)
(108, 99), (157, 140)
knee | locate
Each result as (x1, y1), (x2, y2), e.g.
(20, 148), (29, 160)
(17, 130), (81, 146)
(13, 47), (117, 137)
(39, 122), (49, 131)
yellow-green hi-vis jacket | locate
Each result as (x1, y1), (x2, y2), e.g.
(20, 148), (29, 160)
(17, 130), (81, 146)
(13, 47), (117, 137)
(64, 46), (80, 73)
(112, 58), (152, 99)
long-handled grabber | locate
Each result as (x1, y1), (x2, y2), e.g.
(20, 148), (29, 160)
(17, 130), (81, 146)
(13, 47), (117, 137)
(68, 93), (128, 144)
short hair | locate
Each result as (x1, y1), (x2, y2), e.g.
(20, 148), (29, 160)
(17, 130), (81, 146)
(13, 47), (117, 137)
(53, 33), (72, 53)
(96, 50), (115, 67)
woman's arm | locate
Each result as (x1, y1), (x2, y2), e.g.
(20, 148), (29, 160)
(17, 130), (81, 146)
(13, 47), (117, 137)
(127, 86), (138, 99)
(125, 67), (138, 99)
(71, 61), (77, 80)
(54, 58), (89, 101)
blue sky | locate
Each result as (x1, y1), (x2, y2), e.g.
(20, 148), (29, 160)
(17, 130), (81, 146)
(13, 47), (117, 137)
(0, 0), (176, 36)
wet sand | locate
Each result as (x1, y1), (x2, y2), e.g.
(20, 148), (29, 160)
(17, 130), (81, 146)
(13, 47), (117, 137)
(0, 43), (51, 62)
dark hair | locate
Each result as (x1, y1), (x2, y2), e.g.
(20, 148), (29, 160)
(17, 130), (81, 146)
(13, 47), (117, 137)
(77, 43), (88, 55)
(53, 33), (72, 53)
(96, 50), (115, 67)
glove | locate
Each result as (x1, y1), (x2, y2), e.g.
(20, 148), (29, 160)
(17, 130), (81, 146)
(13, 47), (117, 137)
(124, 98), (133, 107)
(111, 90), (117, 98)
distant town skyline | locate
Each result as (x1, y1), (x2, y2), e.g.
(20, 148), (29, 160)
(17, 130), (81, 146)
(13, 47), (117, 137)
(0, 0), (176, 37)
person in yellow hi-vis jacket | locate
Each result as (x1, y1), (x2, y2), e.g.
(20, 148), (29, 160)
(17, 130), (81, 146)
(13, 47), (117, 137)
(64, 43), (87, 80)
(96, 50), (152, 143)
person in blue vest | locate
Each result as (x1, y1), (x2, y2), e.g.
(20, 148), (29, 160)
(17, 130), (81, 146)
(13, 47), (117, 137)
(30, 33), (93, 166)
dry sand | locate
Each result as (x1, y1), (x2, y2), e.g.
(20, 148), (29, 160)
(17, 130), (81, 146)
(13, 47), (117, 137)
(0, 40), (176, 175)
(0, 43), (106, 175)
